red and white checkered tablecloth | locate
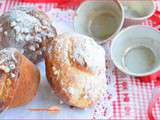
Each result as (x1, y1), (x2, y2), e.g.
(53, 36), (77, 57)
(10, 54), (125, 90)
(0, 0), (160, 119)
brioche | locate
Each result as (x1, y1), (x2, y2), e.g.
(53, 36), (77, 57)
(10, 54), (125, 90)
(0, 6), (57, 63)
(0, 48), (40, 111)
(45, 33), (106, 108)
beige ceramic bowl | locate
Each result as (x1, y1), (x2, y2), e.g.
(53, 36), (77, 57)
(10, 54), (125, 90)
(111, 25), (160, 77)
(121, 0), (156, 27)
(74, 0), (124, 44)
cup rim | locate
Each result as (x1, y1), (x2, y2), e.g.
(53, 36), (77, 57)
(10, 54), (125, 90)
(124, 0), (156, 20)
(74, 0), (125, 44)
(111, 25), (160, 77)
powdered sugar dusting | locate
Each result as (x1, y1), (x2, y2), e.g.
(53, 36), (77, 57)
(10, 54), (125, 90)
(70, 33), (106, 72)
(9, 11), (41, 42)
(49, 32), (107, 103)
(0, 48), (18, 65)
(0, 6), (57, 63)
(67, 87), (79, 95)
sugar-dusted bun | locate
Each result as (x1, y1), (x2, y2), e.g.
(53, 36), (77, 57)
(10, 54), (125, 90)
(0, 48), (40, 111)
(0, 6), (57, 63)
(45, 33), (106, 109)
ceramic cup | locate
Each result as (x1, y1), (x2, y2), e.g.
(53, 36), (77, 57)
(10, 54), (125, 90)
(120, 0), (156, 27)
(111, 25), (160, 77)
(74, 0), (124, 44)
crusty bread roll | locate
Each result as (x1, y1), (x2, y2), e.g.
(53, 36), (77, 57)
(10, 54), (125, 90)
(45, 33), (106, 109)
(0, 6), (57, 63)
(0, 48), (40, 112)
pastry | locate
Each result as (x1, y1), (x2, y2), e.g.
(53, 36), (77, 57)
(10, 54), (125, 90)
(0, 6), (57, 63)
(45, 33), (106, 109)
(0, 48), (40, 112)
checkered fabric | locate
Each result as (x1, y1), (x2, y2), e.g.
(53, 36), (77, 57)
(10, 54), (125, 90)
(0, 0), (159, 119)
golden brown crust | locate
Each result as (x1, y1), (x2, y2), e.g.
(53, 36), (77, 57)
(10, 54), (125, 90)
(45, 33), (106, 109)
(0, 48), (40, 110)
(9, 52), (40, 108)
(0, 70), (16, 112)
(0, 48), (19, 111)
